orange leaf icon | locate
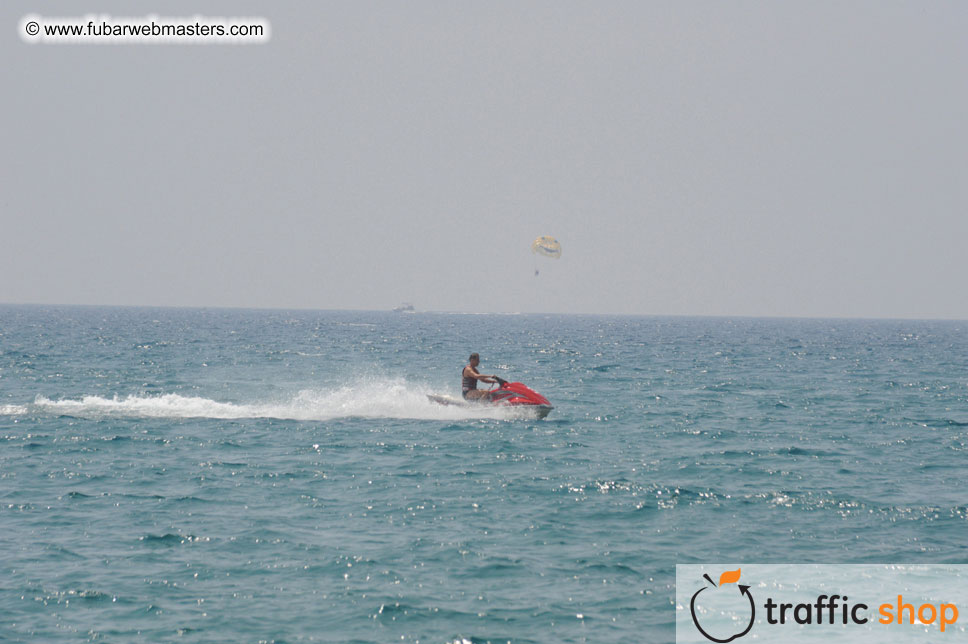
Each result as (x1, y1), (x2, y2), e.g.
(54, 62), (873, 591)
(719, 568), (741, 585)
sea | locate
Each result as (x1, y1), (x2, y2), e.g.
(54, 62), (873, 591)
(1, 305), (966, 643)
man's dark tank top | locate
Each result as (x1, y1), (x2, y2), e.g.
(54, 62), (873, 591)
(462, 368), (477, 393)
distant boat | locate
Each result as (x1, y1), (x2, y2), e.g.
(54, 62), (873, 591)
(392, 303), (415, 313)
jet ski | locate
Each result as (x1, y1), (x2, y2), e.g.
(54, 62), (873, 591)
(427, 377), (553, 419)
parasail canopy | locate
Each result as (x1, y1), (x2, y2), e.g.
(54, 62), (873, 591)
(531, 236), (562, 259)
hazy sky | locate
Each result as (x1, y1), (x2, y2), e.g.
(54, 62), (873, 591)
(3, 2), (966, 318)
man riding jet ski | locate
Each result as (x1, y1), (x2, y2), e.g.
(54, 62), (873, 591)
(427, 353), (553, 418)
(462, 352), (499, 400)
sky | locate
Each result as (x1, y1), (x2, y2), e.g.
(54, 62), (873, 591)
(3, 2), (966, 318)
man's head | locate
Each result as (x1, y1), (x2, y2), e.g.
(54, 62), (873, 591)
(469, 353), (480, 365)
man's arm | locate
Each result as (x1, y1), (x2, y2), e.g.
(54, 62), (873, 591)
(465, 366), (497, 383)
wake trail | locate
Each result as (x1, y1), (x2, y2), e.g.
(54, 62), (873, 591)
(5, 378), (531, 421)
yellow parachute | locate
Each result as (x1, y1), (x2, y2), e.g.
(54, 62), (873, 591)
(531, 236), (562, 259)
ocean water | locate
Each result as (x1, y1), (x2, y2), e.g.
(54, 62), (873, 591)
(1, 305), (967, 643)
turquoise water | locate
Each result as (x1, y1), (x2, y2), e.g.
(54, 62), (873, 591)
(1, 306), (966, 643)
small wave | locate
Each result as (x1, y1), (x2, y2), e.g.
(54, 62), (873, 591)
(590, 364), (620, 372)
(139, 533), (208, 546)
(904, 416), (968, 427)
(0, 404), (28, 416)
(24, 378), (533, 422)
(70, 589), (112, 602)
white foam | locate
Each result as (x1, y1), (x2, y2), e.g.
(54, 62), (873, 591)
(25, 378), (529, 421)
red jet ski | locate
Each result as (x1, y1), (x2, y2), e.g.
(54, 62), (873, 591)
(427, 376), (553, 418)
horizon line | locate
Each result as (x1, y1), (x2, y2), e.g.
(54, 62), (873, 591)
(0, 300), (965, 324)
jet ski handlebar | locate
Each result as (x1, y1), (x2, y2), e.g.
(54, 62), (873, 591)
(492, 376), (509, 388)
